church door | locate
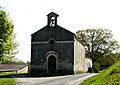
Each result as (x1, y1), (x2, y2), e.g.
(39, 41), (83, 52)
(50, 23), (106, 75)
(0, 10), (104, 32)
(48, 55), (56, 74)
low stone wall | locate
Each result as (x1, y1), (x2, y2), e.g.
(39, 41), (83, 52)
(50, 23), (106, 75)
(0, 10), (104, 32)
(17, 66), (28, 73)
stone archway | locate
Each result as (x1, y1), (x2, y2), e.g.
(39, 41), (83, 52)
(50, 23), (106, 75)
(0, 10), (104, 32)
(48, 55), (56, 74)
(45, 51), (58, 74)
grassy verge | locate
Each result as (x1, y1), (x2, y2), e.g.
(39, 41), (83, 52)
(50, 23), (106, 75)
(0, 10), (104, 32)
(0, 78), (15, 85)
(80, 60), (120, 85)
(0, 73), (16, 85)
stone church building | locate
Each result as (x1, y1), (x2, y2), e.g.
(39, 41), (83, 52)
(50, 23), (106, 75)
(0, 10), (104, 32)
(30, 12), (87, 75)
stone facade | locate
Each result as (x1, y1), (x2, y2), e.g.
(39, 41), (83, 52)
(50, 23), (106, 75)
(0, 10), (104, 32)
(30, 12), (87, 76)
(74, 39), (87, 73)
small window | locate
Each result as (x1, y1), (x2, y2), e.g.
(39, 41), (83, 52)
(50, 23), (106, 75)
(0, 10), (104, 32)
(49, 38), (55, 44)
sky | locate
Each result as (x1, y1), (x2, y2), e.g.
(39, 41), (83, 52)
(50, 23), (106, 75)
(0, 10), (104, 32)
(0, 0), (120, 62)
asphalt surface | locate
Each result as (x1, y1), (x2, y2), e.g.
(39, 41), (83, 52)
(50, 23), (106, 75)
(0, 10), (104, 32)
(15, 73), (97, 85)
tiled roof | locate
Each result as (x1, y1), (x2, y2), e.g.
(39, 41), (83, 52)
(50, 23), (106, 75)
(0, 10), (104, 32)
(0, 64), (28, 72)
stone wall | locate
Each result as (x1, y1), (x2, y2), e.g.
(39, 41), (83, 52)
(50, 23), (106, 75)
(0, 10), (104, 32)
(30, 40), (74, 75)
(17, 66), (28, 73)
(74, 39), (87, 73)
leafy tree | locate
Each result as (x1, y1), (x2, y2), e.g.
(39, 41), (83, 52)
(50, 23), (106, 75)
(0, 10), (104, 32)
(76, 28), (119, 63)
(0, 8), (18, 63)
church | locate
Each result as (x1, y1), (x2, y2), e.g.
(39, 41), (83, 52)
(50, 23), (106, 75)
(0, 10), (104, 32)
(30, 12), (87, 75)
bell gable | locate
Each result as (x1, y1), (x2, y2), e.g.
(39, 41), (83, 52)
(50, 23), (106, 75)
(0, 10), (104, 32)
(31, 12), (75, 42)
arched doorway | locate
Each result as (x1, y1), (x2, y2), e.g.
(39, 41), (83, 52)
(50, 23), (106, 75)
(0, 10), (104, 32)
(48, 55), (56, 74)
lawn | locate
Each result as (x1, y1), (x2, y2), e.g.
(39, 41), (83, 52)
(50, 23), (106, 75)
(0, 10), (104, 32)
(0, 73), (16, 85)
(80, 60), (120, 85)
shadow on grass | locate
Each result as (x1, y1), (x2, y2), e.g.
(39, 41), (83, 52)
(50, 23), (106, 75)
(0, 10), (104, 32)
(0, 73), (71, 78)
(0, 73), (29, 78)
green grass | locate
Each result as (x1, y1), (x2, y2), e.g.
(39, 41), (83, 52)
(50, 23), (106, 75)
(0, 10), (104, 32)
(0, 78), (15, 85)
(80, 60), (120, 85)
(0, 73), (16, 85)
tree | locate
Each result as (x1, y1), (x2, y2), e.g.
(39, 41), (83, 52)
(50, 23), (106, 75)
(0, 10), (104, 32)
(0, 8), (18, 63)
(76, 28), (119, 63)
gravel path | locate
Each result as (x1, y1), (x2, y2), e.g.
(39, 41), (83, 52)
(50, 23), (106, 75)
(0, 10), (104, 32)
(15, 73), (97, 85)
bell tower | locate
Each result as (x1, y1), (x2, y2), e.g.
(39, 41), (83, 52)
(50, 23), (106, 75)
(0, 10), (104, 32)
(47, 12), (59, 27)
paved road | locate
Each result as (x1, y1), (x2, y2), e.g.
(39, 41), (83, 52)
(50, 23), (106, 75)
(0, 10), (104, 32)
(15, 73), (97, 85)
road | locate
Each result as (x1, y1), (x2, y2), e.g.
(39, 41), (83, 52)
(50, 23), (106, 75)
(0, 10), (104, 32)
(15, 73), (97, 85)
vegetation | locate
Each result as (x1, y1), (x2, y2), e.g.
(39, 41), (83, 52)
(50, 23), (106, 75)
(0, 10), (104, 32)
(0, 78), (15, 85)
(80, 60), (120, 85)
(0, 8), (18, 63)
(2, 60), (26, 64)
(0, 73), (16, 85)
(0, 73), (31, 85)
(0, 8), (18, 84)
(76, 28), (120, 72)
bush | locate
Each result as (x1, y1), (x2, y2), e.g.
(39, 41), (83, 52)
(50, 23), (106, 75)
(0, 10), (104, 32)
(92, 62), (100, 73)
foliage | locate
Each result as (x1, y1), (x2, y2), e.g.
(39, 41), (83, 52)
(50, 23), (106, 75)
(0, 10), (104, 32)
(76, 28), (119, 63)
(1, 59), (25, 65)
(15, 61), (25, 64)
(92, 62), (100, 73)
(0, 8), (18, 63)
(76, 28), (120, 72)
(98, 53), (119, 70)
(113, 52), (120, 60)
(92, 52), (120, 72)
(80, 60), (120, 85)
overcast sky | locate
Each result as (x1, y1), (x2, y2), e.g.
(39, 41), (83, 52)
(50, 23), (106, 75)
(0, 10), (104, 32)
(0, 0), (120, 62)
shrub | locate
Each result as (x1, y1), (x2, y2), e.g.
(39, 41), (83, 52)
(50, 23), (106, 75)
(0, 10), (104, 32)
(92, 62), (100, 73)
